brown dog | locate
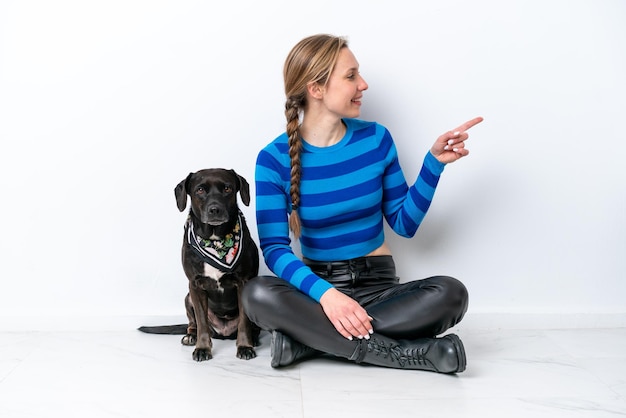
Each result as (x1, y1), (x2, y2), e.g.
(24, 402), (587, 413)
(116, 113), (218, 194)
(139, 169), (260, 361)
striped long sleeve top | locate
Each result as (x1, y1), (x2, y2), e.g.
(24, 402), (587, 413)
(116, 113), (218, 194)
(255, 118), (446, 302)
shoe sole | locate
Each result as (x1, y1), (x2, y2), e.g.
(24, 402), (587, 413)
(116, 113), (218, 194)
(444, 334), (467, 373)
(270, 330), (283, 368)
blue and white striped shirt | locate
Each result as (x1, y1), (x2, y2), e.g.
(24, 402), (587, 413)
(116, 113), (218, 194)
(255, 118), (445, 301)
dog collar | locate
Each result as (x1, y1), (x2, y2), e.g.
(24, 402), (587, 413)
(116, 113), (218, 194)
(186, 212), (245, 273)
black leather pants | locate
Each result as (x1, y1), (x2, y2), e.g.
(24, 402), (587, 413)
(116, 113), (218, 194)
(241, 255), (469, 361)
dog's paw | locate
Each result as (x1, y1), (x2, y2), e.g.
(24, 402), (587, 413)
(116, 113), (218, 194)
(192, 348), (213, 362)
(181, 334), (197, 346)
(237, 346), (257, 360)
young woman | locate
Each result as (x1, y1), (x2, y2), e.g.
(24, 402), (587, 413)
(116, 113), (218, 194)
(242, 34), (483, 373)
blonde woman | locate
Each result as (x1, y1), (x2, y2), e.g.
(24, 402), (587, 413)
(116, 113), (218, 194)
(242, 34), (483, 373)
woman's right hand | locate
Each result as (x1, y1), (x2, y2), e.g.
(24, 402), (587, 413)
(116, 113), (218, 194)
(430, 116), (483, 164)
(319, 288), (373, 340)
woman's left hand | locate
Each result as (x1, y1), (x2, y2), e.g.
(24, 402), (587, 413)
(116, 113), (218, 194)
(431, 116), (483, 164)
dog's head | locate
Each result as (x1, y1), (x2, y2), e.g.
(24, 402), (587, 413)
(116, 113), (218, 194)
(175, 169), (250, 226)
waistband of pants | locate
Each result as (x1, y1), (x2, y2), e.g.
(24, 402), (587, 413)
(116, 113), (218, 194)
(303, 255), (394, 276)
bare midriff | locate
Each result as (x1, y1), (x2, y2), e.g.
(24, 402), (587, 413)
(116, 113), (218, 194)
(365, 241), (392, 257)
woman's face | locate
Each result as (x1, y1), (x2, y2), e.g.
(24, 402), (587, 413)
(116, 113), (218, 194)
(319, 47), (368, 119)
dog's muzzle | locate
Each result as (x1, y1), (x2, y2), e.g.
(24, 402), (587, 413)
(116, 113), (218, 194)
(201, 205), (229, 225)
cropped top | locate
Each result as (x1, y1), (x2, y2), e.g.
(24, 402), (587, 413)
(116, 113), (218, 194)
(255, 118), (445, 301)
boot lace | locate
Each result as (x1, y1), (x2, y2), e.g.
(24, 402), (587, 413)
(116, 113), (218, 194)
(367, 339), (428, 368)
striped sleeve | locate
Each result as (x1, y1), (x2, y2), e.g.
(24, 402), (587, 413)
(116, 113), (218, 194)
(382, 144), (446, 238)
(255, 143), (333, 302)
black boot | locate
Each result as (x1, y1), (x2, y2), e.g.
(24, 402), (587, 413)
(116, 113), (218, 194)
(270, 330), (322, 368)
(350, 333), (466, 374)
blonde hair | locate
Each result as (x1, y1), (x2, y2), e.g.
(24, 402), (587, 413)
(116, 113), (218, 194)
(283, 34), (348, 238)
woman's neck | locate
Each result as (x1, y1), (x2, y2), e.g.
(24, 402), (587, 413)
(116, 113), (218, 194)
(300, 116), (346, 148)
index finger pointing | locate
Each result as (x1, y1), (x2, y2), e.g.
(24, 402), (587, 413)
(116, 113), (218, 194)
(454, 116), (484, 133)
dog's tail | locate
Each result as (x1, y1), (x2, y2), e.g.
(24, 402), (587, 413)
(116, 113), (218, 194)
(137, 324), (188, 334)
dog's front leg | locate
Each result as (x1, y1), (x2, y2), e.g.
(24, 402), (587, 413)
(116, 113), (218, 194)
(188, 288), (213, 361)
(181, 293), (197, 346)
(236, 284), (257, 360)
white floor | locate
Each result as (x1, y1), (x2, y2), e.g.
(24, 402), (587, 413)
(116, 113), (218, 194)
(1, 327), (625, 417)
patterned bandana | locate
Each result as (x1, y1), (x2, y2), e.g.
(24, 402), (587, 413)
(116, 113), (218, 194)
(186, 212), (245, 272)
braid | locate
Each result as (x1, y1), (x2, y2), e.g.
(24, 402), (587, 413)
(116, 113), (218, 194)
(281, 34), (348, 239)
(286, 96), (303, 238)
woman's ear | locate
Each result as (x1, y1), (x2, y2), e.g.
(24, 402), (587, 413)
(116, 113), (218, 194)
(306, 81), (324, 100)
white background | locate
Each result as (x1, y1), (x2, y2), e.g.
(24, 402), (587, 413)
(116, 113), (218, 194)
(1, 0), (624, 330)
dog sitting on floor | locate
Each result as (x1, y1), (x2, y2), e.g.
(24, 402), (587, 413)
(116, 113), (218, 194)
(139, 168), (260, 361)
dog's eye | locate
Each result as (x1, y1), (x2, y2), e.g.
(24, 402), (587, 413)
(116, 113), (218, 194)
(224, 185), (233, 194)
(196, 187), (206, 195)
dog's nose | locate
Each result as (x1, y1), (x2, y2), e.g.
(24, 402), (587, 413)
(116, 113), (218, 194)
(208, 206), (221, 215)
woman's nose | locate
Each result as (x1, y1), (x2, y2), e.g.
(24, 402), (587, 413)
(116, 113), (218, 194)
(359, 76), (368, 91)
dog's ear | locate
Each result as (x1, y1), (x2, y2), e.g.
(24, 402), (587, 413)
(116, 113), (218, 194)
(175, 173), (192, 212)
(231, 170), (251, 207)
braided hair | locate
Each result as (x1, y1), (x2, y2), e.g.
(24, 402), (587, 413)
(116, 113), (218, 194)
(282, 34), (348, 238)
